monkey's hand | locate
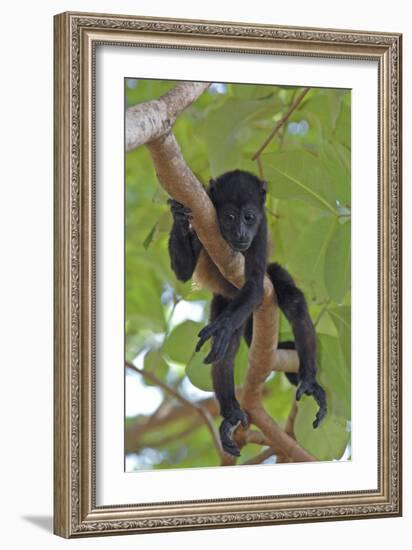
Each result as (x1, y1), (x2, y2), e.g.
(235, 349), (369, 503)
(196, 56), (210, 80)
(296, 375), (327, 429)
(219, 410), (249, 457)
(196, 316), (234, 364)
(168, 198), (194, 234)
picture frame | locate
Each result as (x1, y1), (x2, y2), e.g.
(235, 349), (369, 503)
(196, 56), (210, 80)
(53, 11), (402, 538)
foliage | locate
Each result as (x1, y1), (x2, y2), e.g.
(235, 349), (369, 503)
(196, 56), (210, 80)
(125, 79), (351, 470)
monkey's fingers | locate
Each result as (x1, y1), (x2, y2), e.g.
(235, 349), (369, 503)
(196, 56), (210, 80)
(172, 206), (192, 216)
(222, 439), (241, 457)
(173, 213), (192, 225)
(195, 336), (207, 353)
(295, 379), (311, 401)
(238, 410), (249, 429)
(219, 419), (241, 457)
(295, 379), (327, 428)
(312, 385), (327, 428)
(195, 322), (218, 352)
(204, 334), (230, 364)
(168, 199), (192, 214)
(197, 321), (220, 341)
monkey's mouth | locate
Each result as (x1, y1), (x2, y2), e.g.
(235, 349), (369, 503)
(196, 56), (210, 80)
(231, 241), (250, 252)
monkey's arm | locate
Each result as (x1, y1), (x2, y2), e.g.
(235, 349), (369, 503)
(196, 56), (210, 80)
(196, 222), (267, 363)
(168, 199), (202, 282)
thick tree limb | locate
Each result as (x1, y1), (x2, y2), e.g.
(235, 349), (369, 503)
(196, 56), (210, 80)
(126, 82), (210, 152)
(125, 82), (314, 463)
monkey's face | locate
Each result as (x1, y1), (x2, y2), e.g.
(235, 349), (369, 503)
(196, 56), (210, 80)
(217, 204), (261, 252)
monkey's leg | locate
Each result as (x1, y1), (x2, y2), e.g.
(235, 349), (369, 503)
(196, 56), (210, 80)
(267, 263), (327, 428)
(210, 295), (248, 457)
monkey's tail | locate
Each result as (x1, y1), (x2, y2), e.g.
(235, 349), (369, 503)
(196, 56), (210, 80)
(278, 340), (299, 386)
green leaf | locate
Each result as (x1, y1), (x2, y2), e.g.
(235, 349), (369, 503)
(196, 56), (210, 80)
(263, 151), (338, 215)
(264, 373), (295, 423)
(320, 142), (351, 208)
(234, 339), (249, 386)
(197, 96), (283, 175)
(328, 306), (351, 369)
(125, 262), (166, 333)
(231, 83), (280, 100)
(324, 220), (351, 302)
(144, 351), (169, 385)
(186, 345), (213, 392)
(295, 328), (351, 461)
(142, 223), (158, 250)
(186, 333), (250, 392)
(163, 320), (202, 364)
(142, 211), (172, 249)
(303, 89), (346, 140)
(157, 210), (172, 232)
(334, 95), (351, 149)
(295, 398), (350, 461)
(286, 216), (337, 301)
(317, 334), (351, 420)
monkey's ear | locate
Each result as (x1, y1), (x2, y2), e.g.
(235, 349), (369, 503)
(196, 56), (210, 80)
(208, 178), (217, 199)
(261, 180), (267, 197)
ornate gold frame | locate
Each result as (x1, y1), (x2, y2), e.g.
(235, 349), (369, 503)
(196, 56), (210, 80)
(53, 11), (402, 538)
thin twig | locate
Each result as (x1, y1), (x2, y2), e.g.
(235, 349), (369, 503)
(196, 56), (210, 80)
(279, 88), (297, 148)
(256, 155), (265, 179)
(141, 419), (202, 449)
(285, 400), (298, 439)
(251, 87), (310, 160)
(314, 298), (331, 328)
(125, 396), (220, 453)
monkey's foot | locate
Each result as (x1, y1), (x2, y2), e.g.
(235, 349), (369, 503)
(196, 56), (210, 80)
(196, 316), (233, 364)
(219, 410), (249, 457)
(296, 377), (327, 428)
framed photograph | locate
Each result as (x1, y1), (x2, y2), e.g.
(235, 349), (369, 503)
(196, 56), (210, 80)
(54, 12), (402, 538)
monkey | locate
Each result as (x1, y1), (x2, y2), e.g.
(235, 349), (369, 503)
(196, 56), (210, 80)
(168, 170), (326, 457)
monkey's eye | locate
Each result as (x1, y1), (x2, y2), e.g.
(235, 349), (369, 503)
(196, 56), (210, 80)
(225, 212), (236, 222)
(244, 212), (256, 223)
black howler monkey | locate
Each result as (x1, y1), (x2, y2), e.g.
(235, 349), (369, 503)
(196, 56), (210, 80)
(168, 170), (326, 457)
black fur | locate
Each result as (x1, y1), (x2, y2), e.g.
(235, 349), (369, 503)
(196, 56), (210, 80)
(168, 170), (326, 456)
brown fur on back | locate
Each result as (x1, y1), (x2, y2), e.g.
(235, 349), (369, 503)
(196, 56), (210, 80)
(193, 249), (237, 298)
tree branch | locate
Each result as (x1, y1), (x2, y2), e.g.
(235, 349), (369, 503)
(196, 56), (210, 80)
(126, 82), (210, 152)
(276, 400), (299, 463)
(134, 419), (202, 451)
(126, 362), (223, 461)
(125, 395), (220, 453)
(242, 447), (275, 466)
(251, 87), (310, 160)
